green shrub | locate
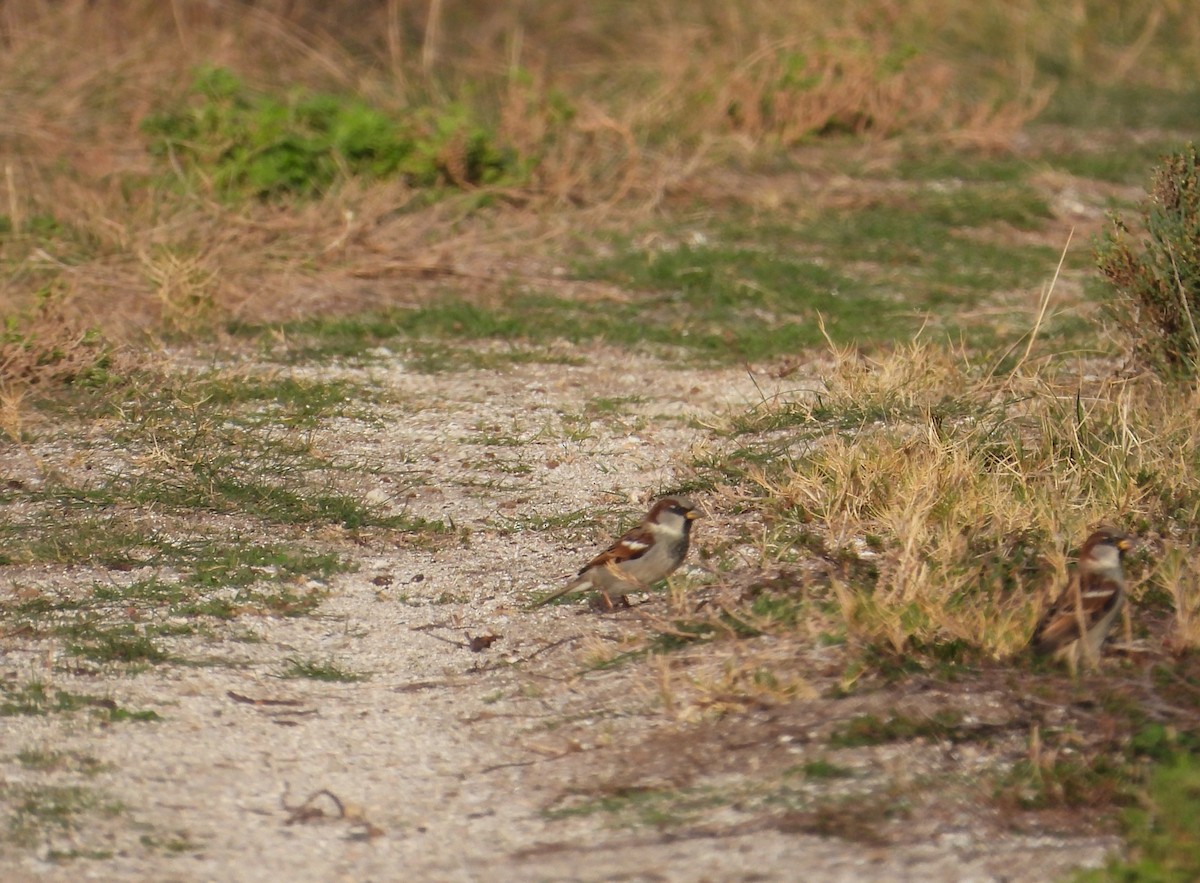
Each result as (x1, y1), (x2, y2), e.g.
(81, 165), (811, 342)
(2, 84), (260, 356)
(1096, 144), (1200, 378)
(142, 66), (522, 199)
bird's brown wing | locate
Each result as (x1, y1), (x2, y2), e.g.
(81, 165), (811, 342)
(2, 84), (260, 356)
(528, 525), (653, 608)
(1032, 571), (1123, 653)
(578, 525), (654, 573)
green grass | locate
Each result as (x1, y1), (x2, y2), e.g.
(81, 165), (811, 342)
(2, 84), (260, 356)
(1, 681), (160, 721)
(2, 784), (124, 850)
(892, 151), (1035, 184)
(0, 361), (458, 669)
(1, 749), (196, 860)
(828, 711), (969, 748)
(1041, 83), (1200, 131)
(1076, 754), (1200, 883)
(139, 832), (201, 855)
(14, 750), (107, 775)
(1047, 137), (1198, 186)
(280, 656), (368, 682)
(38, 368), (371, 427)
(224, 145), (1108, 367)
(790, 759), (856, 780)
(65, 627), (172, 666)
(0, 566), (334, 671)
(566, 182), (1065, 355)
(14, 368), (433, 535)
(252, 252), (990, 369)
(5, 538), (338, 604)
(544, 770), (910, 843)
(402, 341), (583, 374)
(236, 310), (589, 370)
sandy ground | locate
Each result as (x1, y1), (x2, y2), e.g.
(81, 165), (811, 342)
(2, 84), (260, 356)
(0, 345), (1117, 881)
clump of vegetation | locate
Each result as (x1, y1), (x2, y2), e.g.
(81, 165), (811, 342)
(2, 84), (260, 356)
(828, 711), (966, 748)
(142, 66), (523, 199)
(2, 782), (124, 852)
(1097, 144), (1200, 378)
(280, 656), (368, 682)
(0, 293), (114, 391)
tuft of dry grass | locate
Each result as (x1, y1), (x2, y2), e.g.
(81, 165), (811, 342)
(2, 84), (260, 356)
(654, 650), (818, 723)
(0, 294), (116, 393)
(1156, 546), (1200, 654)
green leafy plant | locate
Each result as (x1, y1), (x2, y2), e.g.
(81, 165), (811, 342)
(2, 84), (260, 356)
(142, 66), (522, 199)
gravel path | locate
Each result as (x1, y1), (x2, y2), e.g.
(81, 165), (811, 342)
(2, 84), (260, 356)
(0, 346), (1116, 881)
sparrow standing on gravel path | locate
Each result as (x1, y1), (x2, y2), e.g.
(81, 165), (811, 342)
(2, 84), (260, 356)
(532, 496), (701, 610)
(1031, 527), (1132, 673)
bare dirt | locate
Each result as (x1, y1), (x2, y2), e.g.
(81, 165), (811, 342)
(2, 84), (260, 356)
(0, 344), (1117, 881)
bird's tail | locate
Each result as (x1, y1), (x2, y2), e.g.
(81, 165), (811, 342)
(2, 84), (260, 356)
(527, 575), (590, 609)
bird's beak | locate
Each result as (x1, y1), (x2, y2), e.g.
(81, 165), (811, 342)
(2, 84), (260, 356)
(1118, 537), (1134, 552)
(687, 509), (702, 520)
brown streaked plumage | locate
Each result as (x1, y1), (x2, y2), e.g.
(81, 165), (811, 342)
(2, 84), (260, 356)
(1032, 528), (1132, 672)
(531, 497), (701, 610)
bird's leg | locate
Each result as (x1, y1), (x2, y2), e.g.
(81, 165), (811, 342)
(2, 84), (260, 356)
(589, 591), (631, 613)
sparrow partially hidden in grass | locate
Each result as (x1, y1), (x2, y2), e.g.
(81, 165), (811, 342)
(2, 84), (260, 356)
(531, 496), (701, 611)
(1031, 527), (1133, 673)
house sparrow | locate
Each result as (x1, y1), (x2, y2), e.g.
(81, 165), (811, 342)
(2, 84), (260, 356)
(531, 496), (702, 610)
(1031, 527), (1133, 673)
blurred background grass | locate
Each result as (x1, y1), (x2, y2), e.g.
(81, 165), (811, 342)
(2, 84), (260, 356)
(0, 0), (1198, 348)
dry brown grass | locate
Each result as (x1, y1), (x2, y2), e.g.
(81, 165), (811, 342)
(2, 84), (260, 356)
(709, 335), (1200, 664)
(1158, 546), (1200, 653)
